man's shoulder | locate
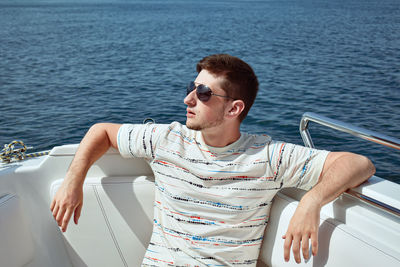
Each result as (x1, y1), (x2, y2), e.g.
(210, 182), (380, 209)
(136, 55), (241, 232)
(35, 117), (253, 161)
(117, 121), (192, 158)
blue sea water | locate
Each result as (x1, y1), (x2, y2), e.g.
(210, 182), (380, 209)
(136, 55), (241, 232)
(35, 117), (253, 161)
(0, 0), (399, 182)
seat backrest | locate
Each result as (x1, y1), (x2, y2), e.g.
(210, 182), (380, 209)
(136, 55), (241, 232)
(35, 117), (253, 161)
(258, 189), (400, 266)
(0, 194), (35, 267)
(50, 175), (155, 267)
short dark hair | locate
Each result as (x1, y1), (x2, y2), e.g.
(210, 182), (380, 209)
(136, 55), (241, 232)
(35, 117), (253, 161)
(196, 54), (258, 122)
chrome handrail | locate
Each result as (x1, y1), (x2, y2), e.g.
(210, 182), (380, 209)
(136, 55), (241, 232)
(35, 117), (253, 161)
(300, 112), (400, 150)
(299, 112), (400, 217)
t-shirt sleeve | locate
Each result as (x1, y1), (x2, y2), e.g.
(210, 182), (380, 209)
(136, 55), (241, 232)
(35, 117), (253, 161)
(268, 141), (330, 190)
(117, 123), (169, 160)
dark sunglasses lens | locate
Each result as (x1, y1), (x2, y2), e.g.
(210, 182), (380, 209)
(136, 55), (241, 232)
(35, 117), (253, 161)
(187, 81), (195, 95)
(196, 84), (212, 102)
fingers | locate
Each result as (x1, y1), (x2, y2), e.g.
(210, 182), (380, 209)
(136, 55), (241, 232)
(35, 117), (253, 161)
(55, 206), (67, 227)
(49, 184), (84, 232)
(52, 203), (60, 219)
(62, 208), (74, 232)
(283, 234), (292, 262)
(292, 235), (301, 264)
(74, 204), (82, 225)
(50, 199), (56, 211)
(302, 234), (310, 261)
(50, 197), (82, 232)
(51, 203), (76, 232)
(283, 233), (315, 263)
(283, 199), (320, 263)
(311, 232), (318, 256)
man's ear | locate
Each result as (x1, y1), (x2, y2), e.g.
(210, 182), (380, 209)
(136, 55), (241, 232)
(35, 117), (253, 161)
(226, 100), (245, 119)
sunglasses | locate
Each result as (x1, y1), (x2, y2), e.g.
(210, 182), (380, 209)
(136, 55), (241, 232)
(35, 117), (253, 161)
(187, 81), (234, 102)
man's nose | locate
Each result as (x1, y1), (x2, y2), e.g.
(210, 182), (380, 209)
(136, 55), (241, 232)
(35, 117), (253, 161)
(184, 89), (196, 106)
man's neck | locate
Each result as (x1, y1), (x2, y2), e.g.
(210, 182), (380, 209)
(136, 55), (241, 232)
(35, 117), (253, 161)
(200, 123), (241, 148)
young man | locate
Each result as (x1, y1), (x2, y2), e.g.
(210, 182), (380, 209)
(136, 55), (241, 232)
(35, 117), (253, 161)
(51, 54), (375, 266)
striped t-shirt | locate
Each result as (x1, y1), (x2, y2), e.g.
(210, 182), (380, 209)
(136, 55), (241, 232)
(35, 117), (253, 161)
(117, 121), (329, 267)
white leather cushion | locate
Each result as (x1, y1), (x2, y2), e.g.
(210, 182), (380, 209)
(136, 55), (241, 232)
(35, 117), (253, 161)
(0, 194), (34, 267)
(50, 176), (155, 267)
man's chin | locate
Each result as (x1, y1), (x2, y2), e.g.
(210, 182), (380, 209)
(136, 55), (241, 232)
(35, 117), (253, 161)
(186, 121), (202, 131)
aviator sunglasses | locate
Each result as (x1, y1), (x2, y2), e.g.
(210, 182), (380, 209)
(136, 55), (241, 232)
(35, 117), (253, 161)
(187, 81), (235, 102)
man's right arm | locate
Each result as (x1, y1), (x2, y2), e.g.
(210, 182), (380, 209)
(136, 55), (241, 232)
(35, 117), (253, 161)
(50, 123), (121, 232)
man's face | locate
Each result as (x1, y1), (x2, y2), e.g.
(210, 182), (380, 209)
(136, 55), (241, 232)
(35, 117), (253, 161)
(184, 70), (230, 131)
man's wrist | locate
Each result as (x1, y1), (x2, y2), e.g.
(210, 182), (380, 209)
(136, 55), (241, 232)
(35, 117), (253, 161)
(65, 169), (86, 187)
(300, 190), (323, 210)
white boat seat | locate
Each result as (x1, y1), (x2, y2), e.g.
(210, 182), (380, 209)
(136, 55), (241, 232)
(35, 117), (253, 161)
(0, 194), (35, 267)
(50, 174), (400, 266)
(50, 176), (155, 267)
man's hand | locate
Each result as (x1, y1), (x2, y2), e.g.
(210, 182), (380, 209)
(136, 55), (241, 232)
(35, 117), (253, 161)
(50, 177), (84, 232)
(49, 123), (121, 232)
(282, 195), (321, 263)
(281, 152), (375, 263)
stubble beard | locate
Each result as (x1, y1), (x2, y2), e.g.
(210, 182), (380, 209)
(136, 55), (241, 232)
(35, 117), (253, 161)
(186, 113), (225, 131)
(186, 101), (228, 131)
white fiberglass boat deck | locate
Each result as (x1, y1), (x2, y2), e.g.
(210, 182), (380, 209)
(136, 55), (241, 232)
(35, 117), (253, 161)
(1, 113), (399, 267)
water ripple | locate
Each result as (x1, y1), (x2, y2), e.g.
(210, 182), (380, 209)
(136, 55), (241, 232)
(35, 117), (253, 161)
(0, 0), (399, 182)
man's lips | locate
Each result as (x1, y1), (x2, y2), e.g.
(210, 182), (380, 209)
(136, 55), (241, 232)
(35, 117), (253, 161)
(186, 109), (196, 118)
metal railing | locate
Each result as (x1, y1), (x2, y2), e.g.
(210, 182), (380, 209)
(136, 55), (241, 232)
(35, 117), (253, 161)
(300, 112), (400, 150)
(299, 112), (400, 217)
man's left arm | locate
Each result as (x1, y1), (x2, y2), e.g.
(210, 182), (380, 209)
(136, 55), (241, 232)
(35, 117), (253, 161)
(283, 152), (376, 263)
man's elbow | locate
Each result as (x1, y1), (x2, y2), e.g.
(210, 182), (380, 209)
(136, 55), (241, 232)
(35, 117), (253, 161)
(352, 154), (376, 187)
(361, 154), (376, 178)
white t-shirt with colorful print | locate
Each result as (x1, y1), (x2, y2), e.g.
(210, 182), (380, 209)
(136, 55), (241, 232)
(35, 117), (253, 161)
(117, 121), (329, 267)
